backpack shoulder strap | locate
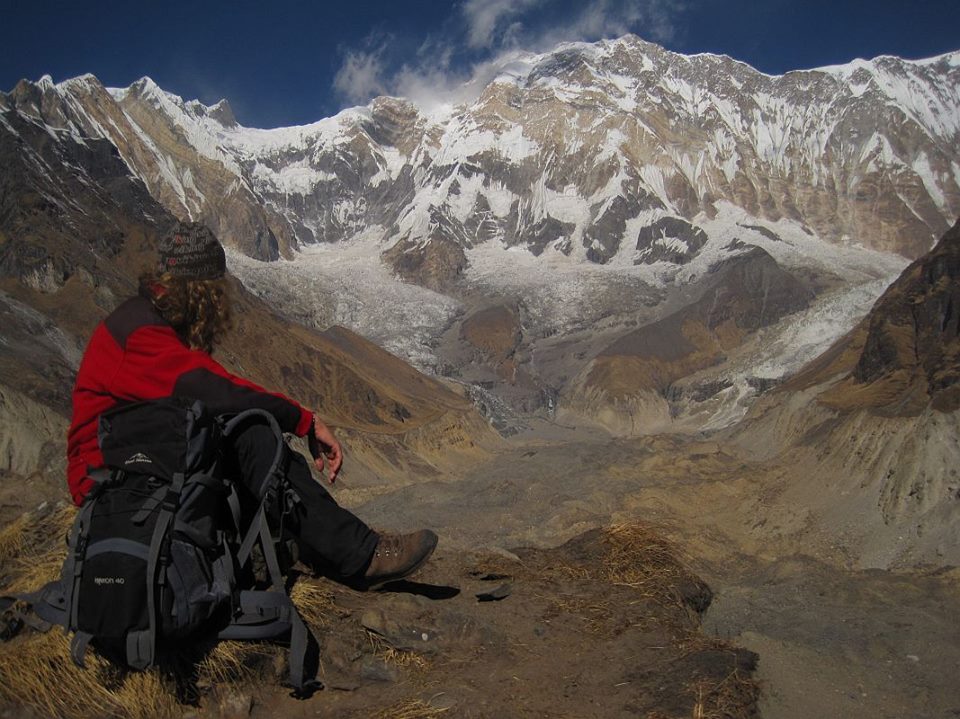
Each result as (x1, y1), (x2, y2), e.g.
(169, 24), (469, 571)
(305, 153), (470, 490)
(221, 410), (286, 499)
(221, 409), (282, 442)
(221, 409), (320, 693)
(11, 581), (67, 629)
(287, 606), (321, 696)
(70, 631), (94, 669)
(236, 504), (285, 591)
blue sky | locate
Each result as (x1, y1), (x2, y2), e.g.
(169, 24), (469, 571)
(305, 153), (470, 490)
(2, 0), (958, 128)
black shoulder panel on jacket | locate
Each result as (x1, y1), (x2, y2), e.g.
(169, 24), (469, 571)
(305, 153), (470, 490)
(173, 368), (303, 434)
(104, 296), (168, 349)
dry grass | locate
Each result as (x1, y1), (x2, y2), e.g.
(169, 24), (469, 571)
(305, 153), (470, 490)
(600, 523), (715, 626)
(0, 631), (177, 719)
(196, 640), (277, 688)
(545, 523), (702, 614)
(0, 508), (339, 718)
(542, 595), (617, 635)
(0, 512), (31, 565)
(381, 646), (430, 671)
(599, 523), (693, 591)
(364, 630), (431, 672)
(532, 522), (710, 641)
(690, 669), (760, 719)
(0, 504), (75, 593)
(369, 698), (449, 719)
(676, 631), (739, 657)
(595, 525), (761, 716)
(530, 523), (720, 652)
(290, 578), (337, 627)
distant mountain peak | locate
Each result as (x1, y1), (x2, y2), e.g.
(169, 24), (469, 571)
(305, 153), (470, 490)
(185, 97), (237, 127)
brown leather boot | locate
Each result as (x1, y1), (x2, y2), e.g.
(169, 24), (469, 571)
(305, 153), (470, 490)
(363, 529), (438, 587)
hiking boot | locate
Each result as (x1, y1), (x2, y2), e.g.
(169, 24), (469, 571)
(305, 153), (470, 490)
(363, 530), (438, 587)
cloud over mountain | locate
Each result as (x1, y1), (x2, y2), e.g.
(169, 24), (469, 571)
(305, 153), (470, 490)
(333, 0), (687, 107)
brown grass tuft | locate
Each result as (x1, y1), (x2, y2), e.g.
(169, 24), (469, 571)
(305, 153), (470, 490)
(0, 513), (31, 565)
(0, 505), (75, 593)
(543, 595), (617, 635)
(0, 508), (339, 718)
(197, 640), (277, 688)
(547, 523), (703, 617)
(0, 631), (177, 719)
(290, 578), (337, 627)
(364, 630), (431, 672)
(369, 698), (449, 719)
(599, 523), (692, 589)
(689, 668), (760, 719)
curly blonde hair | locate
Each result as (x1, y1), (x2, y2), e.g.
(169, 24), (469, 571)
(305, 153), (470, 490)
(139, 271), (231, 353)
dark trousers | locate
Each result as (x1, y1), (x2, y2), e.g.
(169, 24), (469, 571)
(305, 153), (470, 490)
(226, 421), (377, 578)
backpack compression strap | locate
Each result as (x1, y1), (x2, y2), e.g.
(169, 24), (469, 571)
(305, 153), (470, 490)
(65, 488), (100, 667)
(123, 470), (187, 671)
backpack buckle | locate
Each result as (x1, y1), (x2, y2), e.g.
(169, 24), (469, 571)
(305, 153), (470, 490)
(161, 488), (180, 513)
(74, 535), (88, 560)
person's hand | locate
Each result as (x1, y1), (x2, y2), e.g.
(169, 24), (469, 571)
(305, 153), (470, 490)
(307, 415), (342, 484)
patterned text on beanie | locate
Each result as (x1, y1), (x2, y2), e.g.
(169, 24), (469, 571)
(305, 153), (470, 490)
(158, 222), (226, 280)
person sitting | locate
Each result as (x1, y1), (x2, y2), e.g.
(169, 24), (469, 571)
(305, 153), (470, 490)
(66, 220), (437, 587)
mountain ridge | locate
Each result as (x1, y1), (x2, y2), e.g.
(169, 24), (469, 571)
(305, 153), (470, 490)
(4, 35), (958, 265)
(2, 34), (958, 432)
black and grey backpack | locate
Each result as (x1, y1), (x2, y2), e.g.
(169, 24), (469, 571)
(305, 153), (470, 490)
(15, 398), (319, 694)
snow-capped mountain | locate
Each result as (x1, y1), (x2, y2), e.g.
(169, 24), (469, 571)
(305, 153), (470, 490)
(5, 36), (958, 268)
(3, 34), (958, 433)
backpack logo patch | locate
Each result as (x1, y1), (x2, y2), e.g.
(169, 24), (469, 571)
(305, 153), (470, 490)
(125, 452), (152, 465)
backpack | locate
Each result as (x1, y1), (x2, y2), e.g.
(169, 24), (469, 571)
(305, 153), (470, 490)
(17, 398), (320, 694)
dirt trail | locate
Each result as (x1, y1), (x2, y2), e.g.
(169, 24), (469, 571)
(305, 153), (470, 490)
(342, 420), (960, 719)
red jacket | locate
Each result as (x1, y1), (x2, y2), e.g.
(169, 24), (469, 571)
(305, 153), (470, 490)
(67, 295), (313, 505)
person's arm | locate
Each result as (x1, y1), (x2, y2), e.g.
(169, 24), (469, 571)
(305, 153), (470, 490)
(121, 324), (313, 436)
(307, 415), (343, 483)
(121, 324), (348, 483)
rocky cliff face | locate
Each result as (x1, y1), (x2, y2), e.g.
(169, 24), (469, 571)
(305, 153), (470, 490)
(778, 219), (960, 416)
(0, 75), (290, 261)
(848, 220), (960, 413)
(730, 222), (960, 567)
(236, 36), (955, 269)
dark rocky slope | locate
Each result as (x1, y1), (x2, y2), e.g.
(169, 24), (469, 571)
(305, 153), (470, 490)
(730, 219), (960, 567)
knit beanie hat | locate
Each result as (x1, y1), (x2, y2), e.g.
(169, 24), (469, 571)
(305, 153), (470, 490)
(158, 221), (226, 280)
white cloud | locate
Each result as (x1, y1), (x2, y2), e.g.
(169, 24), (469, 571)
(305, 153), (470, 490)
(333, 46), (389, 106)
(394, 55), (517, 111)
(462, 0), (548, 49)
(531, 0), (684, 50)
(332, 0), (687, 108)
